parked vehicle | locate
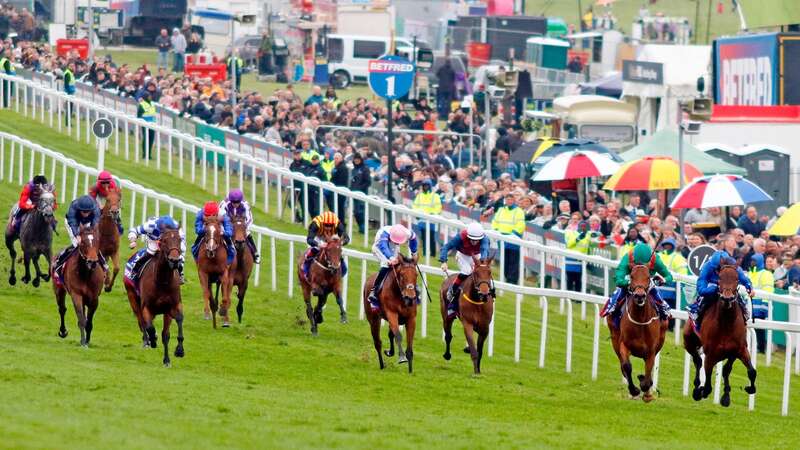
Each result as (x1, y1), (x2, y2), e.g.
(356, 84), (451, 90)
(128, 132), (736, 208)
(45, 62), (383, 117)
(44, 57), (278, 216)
(225, 34), (262, 66)
(326, 34), (433, 89)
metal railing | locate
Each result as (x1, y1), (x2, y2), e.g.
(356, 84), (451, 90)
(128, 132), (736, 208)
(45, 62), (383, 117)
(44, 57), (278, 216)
(2, 129), (800, 415)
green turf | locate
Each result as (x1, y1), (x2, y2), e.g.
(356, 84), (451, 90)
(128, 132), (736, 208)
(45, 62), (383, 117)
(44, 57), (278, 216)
(526, 0), (743, 44)
(0, 110), (799, 449)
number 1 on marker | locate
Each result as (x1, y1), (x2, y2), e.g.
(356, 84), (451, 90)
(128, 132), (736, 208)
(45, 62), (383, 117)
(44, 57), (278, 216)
(386, 76), (395, 97)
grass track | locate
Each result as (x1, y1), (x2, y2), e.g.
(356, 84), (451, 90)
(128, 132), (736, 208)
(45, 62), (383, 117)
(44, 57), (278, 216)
(0, 110), (799, 449)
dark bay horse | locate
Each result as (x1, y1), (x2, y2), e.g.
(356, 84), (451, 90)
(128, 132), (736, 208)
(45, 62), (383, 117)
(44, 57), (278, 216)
(98, 186), (122, 292)
(363, 255), (419, 373)
(683, 264), (756, 407)
(607, 264), (667, 402)
(440, 256), (495, 375)
(197, 215), (232, 328)
(298, 236), (347, 336)
(6, 184), (56, 287)
(230, 214), (254, 324)
(124, 228), (185, 366)
(54, 225), (105, 347)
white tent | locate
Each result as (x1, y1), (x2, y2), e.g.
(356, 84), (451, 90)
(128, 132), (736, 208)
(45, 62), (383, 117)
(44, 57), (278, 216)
(622, 44), (711, 137)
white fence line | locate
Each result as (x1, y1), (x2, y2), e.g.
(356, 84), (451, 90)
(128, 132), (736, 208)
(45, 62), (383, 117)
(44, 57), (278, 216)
(1, 130), (799, 416)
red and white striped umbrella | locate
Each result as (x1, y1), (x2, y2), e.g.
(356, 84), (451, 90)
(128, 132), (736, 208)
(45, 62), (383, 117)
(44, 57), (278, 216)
(532, 150), (620, 181)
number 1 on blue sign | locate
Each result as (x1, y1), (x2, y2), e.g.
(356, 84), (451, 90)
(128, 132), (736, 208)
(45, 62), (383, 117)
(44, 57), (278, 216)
(386, 76), (395, 97)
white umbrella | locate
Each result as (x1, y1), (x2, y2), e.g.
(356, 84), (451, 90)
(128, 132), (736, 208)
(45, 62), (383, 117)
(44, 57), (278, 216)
(532, 150), (620, 181)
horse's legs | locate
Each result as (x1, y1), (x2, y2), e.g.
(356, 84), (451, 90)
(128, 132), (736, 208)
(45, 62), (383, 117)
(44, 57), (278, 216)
(71, 294), (87, 347)
(173, 304), (185, 358)
(689, 348), (704, 401)
(640, 353), (656, 402)
(220, 271), (232, 327)
(5, 235), (17, 285)
(142, 306), (157, 348)
(701, 353), (716, 399)
(619, 343), (640, 398)
(31, 252), (43, 287)
(105, 251), (119, 293)
(739, 347), (757, 395)
(162, 314), (172, 367)
(388, 315), (406, 364)
(385, 329), (395, 357)
(21, 250), (31, 284)
(235, 280), (248, 324)
(334, 287), (347, 324)
(55, 286), (67, 338)
(197, 271), (213, 323)
(405, 317), (416, 374)
(41, 246), (51, 282)
(314, 293), (328, 324)
(442, 314), (454, 361)
(476, 329), (488, 374)
(720, 356), (735, 407)
(368, 316), (384, 370)
(463, 322), (479, 375)
(84, 300), (97, 345)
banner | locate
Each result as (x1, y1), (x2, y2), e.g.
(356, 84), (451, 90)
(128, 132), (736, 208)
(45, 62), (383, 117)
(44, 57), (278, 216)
(714, 33), (778, 106)
(196, 122), (226, 168)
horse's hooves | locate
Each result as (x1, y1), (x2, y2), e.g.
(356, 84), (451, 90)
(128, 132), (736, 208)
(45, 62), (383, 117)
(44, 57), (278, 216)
(203, 312), (211, 320)
(21, 276), (29, 284)
(80, 342), (89, 348)
(443, 352), (451, 361)
(398, 355), (408, 364)
(463, 346), (470, 354)
(745, 386), (756, 395)
(637, 374), (645, 382)
(384, 350), (394, 357)
(702, 387), (712, 399)
(692, 388), (703, 401)
(315, 313), (324, 324)
(163, 360), (171, 368)
(31, 278), (39, 288)
(174, 347), (185, 358)
(222, 321), (230, 328)
(58, 330), (67, 338)
(8, 276), (15, 285)
(41, 274), (50, 282)
(311, 328), (318, 337)
(720, 394), (731, 407)
(642, 393), (655, 403)
(340, 314), (348, 324)
(104, 286), (112, 293)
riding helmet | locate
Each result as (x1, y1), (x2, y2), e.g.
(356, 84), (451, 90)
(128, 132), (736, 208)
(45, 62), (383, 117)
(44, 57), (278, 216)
(319, 211), (337, 227)
(203, 201), (219, 216)
(466, 222), (485, 240)
(389, 224), (410, 245)
(75, 195), (96, 212)
(32, 175), (48, 185)
(98, 170), (113, 182)
(228, 189), (244, 203)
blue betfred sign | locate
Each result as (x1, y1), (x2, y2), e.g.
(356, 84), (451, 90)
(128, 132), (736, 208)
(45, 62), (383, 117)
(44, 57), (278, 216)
(714, 33), (778, 105)
(368, 55), (415, 100)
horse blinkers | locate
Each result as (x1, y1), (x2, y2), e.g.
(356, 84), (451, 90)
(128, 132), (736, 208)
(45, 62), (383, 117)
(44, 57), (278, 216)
(160, 230), (182, 270)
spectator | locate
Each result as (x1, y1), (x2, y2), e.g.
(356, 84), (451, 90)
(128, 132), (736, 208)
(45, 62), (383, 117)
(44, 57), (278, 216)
(155, 29), (171, 70)
(171, 28), (187, 73)
(748, 253), (774, 352)
(565, 220), (591, 291)
(738, 206), (766, 237)
(684, 207), (711, 225)
(329, 152), (349, 224)
(657, 238), (688, 312)
(567, 55), (583, 73)
(305, 154), (326, 217)
(349, 152), (371, 234)
(436, 60), (455, 117)
(136, 91), (157, 159)
(491, 192), (525, 283)
(305, 85), (324, 106)
(227, 50), (243, 91)
(412, 179), (442, 257)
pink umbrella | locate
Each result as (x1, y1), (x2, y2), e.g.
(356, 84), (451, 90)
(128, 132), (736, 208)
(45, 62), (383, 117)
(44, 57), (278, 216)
(532, 150), (620, 181)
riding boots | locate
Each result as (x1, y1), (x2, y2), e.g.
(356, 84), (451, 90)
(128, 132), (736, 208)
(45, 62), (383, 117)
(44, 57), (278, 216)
(367, 267), (390, 312)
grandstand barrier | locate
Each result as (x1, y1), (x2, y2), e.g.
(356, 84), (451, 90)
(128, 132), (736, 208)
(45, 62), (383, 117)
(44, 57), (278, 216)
(1, 130), (799, 416)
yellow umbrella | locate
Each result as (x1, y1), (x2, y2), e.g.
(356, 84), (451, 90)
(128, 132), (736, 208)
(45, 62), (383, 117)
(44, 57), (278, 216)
(603, 156), (702, 191)
(530, 137), (561, 162)
(768, 203), (800, 236)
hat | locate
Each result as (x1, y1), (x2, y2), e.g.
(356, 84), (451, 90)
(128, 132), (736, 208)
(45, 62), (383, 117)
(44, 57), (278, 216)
(203, 201), (219, 216)
(660, 238), (677, 250)
(557, 213), (570, 220)
(777, 206), (788, 217)
(98, 170), (112, 182)
(311, 154), (320, 160)
(75, 195), (96, 212)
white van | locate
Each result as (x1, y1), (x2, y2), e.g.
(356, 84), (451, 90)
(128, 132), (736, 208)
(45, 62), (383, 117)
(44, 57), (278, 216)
(327, 34), (433, 89)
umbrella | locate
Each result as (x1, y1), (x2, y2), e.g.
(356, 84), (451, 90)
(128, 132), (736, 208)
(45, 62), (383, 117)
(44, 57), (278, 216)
(532, 138), (622, 167)
(510, 137), (560, 164)
(669, 175), (773, 209)
(603, 156), (702, 191)
(768, 203), (800, 236)
(532, 150), (620, 181)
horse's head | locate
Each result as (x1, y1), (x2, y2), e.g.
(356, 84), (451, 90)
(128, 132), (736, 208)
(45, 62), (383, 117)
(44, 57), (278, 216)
(629, 264), (651, 305)
(36, 184), (56, 219)
(103, 186), (122, 222)
(230, 214), (247, 249)
(77, 225), (100, 270)
(718, 264), (739, 304)
(472, 255), (495, 300)
(203, 215), (221, 258)
(322, 236), (342, 271)
(159, 227), (183, 271)
(395, 255), (419, 305)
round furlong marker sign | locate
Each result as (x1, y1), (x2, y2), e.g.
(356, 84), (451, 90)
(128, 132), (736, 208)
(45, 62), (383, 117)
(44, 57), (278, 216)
(368, 55), (415, 100)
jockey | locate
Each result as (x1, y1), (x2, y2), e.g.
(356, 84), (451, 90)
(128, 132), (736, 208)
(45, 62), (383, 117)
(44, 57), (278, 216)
(54, 195), (102, 270)
(302, 211), (350, 277)
(367, 223), (419, 312)
(689, 250), (753, 328)
(10, 174), (56, 233)
(126, 216), (186, 284)
(191, 201), (235, 265)
(600, 242), (673, 326)
(89, 170), (123, 233)
(439, 222), (490, 319)
(218, 188), (260, 263)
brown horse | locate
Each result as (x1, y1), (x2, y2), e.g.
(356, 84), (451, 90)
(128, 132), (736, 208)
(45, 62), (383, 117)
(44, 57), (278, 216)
(53, 225), (105, 347)
(607, 264), (667, 402)
(363, 255), (419, 373)
(124, 228), (184, 366)
(683, 264), (757, 407)
(196, 215), (232, 328)
(229, 214), (254, 324)
(298, 236), (347, 336)
(97, 186), (122, 292)
(439, 256), (495, 374)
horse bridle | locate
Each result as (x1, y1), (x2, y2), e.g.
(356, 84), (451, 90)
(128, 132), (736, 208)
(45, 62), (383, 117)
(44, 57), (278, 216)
(313, 248), (339, 273)
(159, 231), (182, 270)
(204, 222), (220, 255)
(468, 262), (496, 302)
(392, 262), (418, 305)
(77, 232), (99, 269)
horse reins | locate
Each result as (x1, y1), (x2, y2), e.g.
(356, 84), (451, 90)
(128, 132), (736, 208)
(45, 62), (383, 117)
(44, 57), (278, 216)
(625, 306), (659, 326)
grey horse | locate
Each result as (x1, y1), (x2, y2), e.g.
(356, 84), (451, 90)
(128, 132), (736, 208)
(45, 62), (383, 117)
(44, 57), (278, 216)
(5, 184), (56, 287)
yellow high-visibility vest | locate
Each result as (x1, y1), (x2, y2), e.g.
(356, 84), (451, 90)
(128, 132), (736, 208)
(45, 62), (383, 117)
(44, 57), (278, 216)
(660, 251), (688, 275)
(491, 206), (525, 235)
(139, 100), (157, 122)
(412, 191), (442, 216)
(321, 159), (334, 180)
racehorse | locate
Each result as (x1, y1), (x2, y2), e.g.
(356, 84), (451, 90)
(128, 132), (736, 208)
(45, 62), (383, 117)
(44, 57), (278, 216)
(297, 236), (347, 336)
(98, 186), (122, 292)
(607, 264), (667, 402)
(229, 214), (254, 324)
(683, 264), (757, 407)
(196, 215), (232, 328)
(439, 256), (495, 375)
(124, 228), (184, 366)
(5, 184), (56, 287)
(53, 225), (105, 347)
(363, 255), (419, 373)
